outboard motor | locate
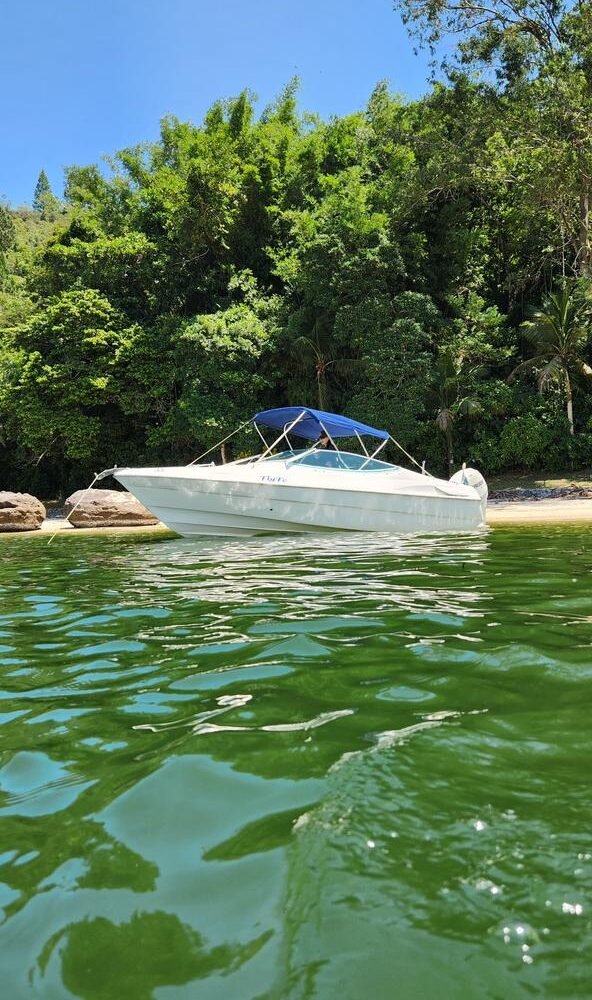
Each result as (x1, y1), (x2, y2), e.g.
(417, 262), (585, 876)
(450, 466), (488, 519)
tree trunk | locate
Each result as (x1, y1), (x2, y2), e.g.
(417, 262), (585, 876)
(446, 426), (454, 472)
(565, 370), (575, 435)
(316, 367), (327, 410)
(578, 177), (590, 276)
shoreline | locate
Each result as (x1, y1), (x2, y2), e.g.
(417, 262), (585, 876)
(1, 497), (592, 539)
(486, 497), (592, 525)
(1, 519), (173, 539)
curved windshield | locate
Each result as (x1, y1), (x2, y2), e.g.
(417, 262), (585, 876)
(260, 449), (397, 471)
(261, 449), (300, 461)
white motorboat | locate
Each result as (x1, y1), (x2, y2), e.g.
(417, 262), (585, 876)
(106, 406), (488, 537)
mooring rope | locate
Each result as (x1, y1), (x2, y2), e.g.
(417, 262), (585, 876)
(46, 470), (109, 545)
(388, 434), (434, 477)
(46, 420), (250, 543)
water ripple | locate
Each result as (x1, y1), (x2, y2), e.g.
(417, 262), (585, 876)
(0, 527), (591, 997)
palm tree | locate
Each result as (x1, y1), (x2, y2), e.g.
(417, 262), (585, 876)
(428, 352), (483, 473)
(510, 283), (592, 435)
(291, 321), (360, 410)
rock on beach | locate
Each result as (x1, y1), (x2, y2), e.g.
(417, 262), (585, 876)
(0, 492), (46, 532)
(489, 486), (592, 503)
(65, 489), (158, 528)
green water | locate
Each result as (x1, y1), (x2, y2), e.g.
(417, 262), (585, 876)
(0, 527), (591, 999)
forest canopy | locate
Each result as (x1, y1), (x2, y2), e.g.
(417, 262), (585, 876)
(2, 20), (592, 496)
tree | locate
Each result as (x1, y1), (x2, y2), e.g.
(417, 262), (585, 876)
(32, 169), (61, 220)
(290, 322), (360, 410)
(394, 0), (564, 64)
(163, 299), (278, 460)
(2, 289), (141, 474)
(32, 231), (164, 321)
(0, 204), (15, 286)
(510, 282), (592, 434)
(273, 164), (410, 415)
(5, 79), (592, 491)
(228, 90), (255, 141)
(347, 292), (440, 463)
(427, 350), (483, 472)
(0, 204), (15, 254)
(392, 0), (592, 277)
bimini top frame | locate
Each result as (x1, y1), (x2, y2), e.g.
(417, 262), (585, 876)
(253, 406), (389, 442)
(184, 404), (430, 476)
(252, 406), (390, 466)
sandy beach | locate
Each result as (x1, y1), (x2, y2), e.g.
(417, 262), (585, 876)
(486, 497), (592, 525)
(40, 519), (172, 538)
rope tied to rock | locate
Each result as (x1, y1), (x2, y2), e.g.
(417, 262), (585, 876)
(46, 470), (112, 546)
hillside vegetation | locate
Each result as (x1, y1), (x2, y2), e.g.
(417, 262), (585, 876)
(3, 0), (592, 496)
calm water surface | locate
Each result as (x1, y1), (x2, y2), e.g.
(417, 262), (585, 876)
(0, 526), (591, 999)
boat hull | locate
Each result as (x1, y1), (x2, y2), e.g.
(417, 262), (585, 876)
(114, 468), (485, 537)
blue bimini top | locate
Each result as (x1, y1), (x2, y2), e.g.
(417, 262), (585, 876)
(253, 406), (389, 441)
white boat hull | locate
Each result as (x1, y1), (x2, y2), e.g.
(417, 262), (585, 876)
(114, 463), (486, 537)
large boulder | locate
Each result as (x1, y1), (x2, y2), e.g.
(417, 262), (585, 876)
(0, 492), (46, 532)
(65, 489), (159, 528)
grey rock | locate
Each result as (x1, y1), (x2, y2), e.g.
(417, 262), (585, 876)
(0, 492), (46, 532)
(64, 489), (158, 527)
(489, 486), (592, 503)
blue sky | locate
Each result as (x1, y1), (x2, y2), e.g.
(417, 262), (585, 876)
(1, 0), (432, 206)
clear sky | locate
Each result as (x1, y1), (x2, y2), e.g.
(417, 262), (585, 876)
(0, 0), (432, 207)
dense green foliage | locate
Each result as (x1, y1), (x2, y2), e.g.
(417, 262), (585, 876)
(3, 6), (592, 496)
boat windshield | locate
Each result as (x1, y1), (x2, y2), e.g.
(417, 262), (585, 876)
(263, 449), (397, 472)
